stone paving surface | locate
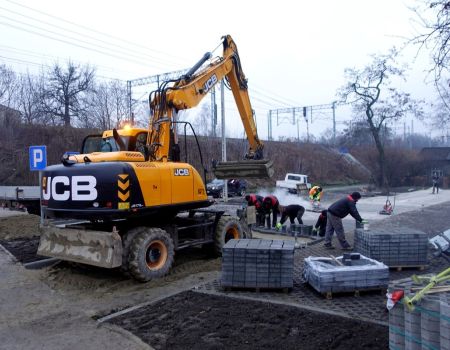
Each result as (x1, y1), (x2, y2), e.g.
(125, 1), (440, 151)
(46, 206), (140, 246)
(195, 229), (449, 326)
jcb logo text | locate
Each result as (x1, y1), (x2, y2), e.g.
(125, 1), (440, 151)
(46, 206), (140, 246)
(174, 168), (190, 176)
(42, 176), (97, 201)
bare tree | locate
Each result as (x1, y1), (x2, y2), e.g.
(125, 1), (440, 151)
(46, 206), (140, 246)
(16, 72), (46, 124)
(42, 61), (95, 126)
(0, 65), (18, 108)
(81, 80), (128, 129)
(411, 0), (450, 78)
(338, 49), (422, 188)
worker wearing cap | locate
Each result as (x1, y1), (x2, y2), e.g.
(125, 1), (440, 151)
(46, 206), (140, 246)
(324, 192), (363, 250)
(262, 195), (280, 229)
(276, 204), (305, 230)
(245, 194), (265, 226)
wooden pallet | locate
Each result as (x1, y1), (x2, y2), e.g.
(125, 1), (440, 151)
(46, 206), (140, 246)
(390, 265), (426, 272)
(221, 285), (292, 294)
(321, 287), (387, 300)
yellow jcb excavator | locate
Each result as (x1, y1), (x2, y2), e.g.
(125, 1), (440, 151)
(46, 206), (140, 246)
(38, 35), (273, 281)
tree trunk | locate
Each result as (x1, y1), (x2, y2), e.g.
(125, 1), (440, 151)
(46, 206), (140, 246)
(64, 101), (70, 126)
(371, 127), (387, 188)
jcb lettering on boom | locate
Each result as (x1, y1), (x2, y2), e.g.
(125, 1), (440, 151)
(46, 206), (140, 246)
(203, 74), (218, 93)
(42, 176), (97, 201)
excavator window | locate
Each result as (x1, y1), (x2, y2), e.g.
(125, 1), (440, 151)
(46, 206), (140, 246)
(81, 134), (130, 153)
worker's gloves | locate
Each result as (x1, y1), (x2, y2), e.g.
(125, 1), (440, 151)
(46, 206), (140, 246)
(275, 223), (282, 231)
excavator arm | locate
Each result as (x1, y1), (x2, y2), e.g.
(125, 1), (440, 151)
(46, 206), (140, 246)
(147, 35), (273, 179)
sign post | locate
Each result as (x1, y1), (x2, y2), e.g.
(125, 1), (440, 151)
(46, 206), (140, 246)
(29, 146), (47, 225)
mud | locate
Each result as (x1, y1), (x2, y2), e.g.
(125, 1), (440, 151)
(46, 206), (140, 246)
(0, 213), (39, 240)
(0, 236), (46, 263)
(109, 290), (388, 350)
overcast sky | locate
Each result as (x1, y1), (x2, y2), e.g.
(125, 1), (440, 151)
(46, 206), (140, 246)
(0, 0), (440, 140)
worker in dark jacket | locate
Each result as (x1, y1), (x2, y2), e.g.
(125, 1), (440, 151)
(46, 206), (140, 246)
(313, 209), (327, 237)
(245, 194), (265, 226)
(276, 204), (305, 229)
(262, 195), (280, 228)
(324, 192), (363, 249)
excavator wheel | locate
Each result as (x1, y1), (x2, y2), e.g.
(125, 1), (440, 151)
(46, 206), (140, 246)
(120, 226), (148, 276)
(214, 216), (244, 256)
(128, 227), (174, 282)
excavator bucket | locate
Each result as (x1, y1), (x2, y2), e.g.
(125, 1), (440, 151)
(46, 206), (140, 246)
(213, 159), (274, 179)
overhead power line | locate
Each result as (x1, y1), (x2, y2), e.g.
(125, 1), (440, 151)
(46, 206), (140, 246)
(0, 6), (180, 70)
(4, 0), (187, 66)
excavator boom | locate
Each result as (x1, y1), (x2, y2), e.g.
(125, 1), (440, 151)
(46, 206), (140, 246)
(148, 35), (273, 179)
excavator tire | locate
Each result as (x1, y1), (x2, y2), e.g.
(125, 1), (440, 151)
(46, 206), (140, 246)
(120, 226), (148, 276)
(214, 216), (244, 256)
(128, 227), (174, 282)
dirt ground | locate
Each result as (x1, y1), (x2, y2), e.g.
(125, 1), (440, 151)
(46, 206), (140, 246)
(0, 188), (449, 349)
(109, 290), (388, 350)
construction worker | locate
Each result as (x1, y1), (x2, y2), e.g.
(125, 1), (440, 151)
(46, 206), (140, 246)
(324, 192), (363, 250)
(309, 185), (323, 203)
(245, 194), (265, 226)
(276, 204), (305, 230)
(262, 195), (280, 229)
(312, 209), (327, 237)
(432, 173), (440, 194)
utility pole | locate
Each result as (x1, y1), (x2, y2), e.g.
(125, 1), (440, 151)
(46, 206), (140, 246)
(303, 107), (309, 142)
(268, 110), (272, 141)
(221, 80), (228, 201)
(211, 87), (217, 137)
(332, 101), (336, 144)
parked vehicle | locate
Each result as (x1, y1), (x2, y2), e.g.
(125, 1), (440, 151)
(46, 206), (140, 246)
(206, 179), (247, 198)
(0, 186), (40, 215)
(276, 173), (311, 194)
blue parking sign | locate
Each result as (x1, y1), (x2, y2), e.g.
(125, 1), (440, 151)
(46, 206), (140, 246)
(29, 146), (47, 171)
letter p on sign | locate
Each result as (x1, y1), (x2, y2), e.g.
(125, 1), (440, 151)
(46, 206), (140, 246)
(29, 146), (47, 171)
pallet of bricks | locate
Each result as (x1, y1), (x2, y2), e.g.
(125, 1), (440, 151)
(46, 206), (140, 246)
(221, 239), (294, 290)
(354, 227), (428, 270)
(388, 278), (450, 350)
(303, 254), (389, 298)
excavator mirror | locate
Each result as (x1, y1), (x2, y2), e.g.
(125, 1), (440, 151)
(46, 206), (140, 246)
(213, 159), (274, 179)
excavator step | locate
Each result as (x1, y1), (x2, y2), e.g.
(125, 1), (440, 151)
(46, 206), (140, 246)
(213, 159), (274, 179)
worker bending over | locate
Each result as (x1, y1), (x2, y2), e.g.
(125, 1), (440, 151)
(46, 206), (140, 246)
(324, 192), (363, 250)
(276, 204), (305, 230)
(309, 186), (323, 203)
(262, 195), (280, 229)
(313, 209), (327, 237)
(245, 194), (265, 226)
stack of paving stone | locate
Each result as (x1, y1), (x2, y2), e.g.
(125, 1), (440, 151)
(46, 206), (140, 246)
(354, 227), (428, 267)
(388, 278), (450, 350)
(289, 224), (313, 237)
(221, 239), (294, 289)
(303, 255), (389, 294)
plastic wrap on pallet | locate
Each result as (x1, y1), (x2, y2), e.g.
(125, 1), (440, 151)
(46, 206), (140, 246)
(354, 227), (428, 267)
(440, 293), (450, 350)
(388, 278), (450, 350)
(303, 255), (389, 294)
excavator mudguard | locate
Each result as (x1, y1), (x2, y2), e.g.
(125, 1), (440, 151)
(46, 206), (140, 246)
(37, 224), (123, 268)
(213, 159), (274, 179)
